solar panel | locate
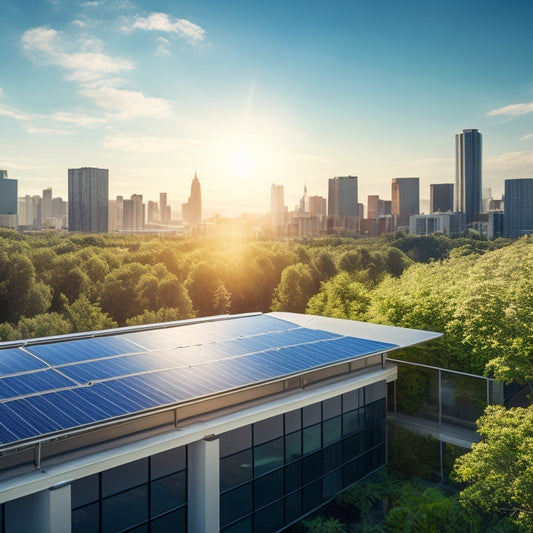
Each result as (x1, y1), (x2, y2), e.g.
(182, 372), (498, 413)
(0, 314), (403, 449)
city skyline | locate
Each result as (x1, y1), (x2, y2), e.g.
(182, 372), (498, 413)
(1, 1), (533, 216)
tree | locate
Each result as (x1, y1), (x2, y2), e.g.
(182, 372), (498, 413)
(453, 405), (533, 532)
(213, 280), (232, 315)
(16, 313), (72, 339)
(63, 295), (118, 332)
(271, 263), (317, 313)
(306, 272), (370, 320)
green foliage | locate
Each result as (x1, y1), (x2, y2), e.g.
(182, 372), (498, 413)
(271, 263), (318, 313)
(453, 405), (533, 532)
(302, 516), (347, 532)
(63, 295), (118, 332)
(306, 272), (370, 320)
(16, 313), (72, 339)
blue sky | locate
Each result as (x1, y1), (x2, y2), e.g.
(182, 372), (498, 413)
(1, 0), (533, 216)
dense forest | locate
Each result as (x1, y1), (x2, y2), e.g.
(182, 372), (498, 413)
(0, 229), (531, 530)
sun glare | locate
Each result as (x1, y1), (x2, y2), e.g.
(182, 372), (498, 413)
(228, 147), (255, 177)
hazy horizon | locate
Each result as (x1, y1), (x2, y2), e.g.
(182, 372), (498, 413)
(1, 0), (533, 216)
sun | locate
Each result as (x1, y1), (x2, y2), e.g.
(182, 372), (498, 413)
(227, 147), (255, 177)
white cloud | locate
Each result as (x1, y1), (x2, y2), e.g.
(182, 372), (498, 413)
(80, 87), (173, 119)
(127, 12), (205, 44)
(0, 104), (33, 121)
(520, 133), (533, 141)
(0, 87), (4, 97)
(21, 25), (174, 121)
(487, 101), (533, 118)
(22, 26), (135, 82)
(484, 151), (533, 170)
(156, 36), (172, 56)
(51, 111), (108, 127)
(103, 133), (202, 152)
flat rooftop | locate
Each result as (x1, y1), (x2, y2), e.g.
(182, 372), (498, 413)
(0, 312), (441, 453)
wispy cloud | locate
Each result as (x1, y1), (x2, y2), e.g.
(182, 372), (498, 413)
(80, 87), (173, 119)
(484, 151), (533, 170)
(21, 25), (174, 122)
(22, 26), (134, 82)
(0, 104), (33, 121)
(520, 133), (533, 141)
(103, 133), (203, 152)
(487, 101), (533, 118)
(125, 12), (206, 44)
(156, 36), (171, 56)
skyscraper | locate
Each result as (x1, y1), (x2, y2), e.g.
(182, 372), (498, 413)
(187, 173), (202, 225)
(0, 170), (17, 229)
(430, 183), (454, 213)
(391, 177), (419, 228)
(328, 176), (358, 218)
(159, 192), (168, 224)
(270, 184), (286, 231)
(455, 129), (482, 224)
(68, 167), (109, 233)
(504, 178), (533, 237)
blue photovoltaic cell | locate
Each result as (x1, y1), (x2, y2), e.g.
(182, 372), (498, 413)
(0, 348), (47, 375)
(0, 314), (405, 448)
(26, 336), (141, 365)
(0, 369), (77, 399)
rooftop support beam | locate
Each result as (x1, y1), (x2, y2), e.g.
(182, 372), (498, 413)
(188, 436), (220, 533)
(5, 482), (71, 533)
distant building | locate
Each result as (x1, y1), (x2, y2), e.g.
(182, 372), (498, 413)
(328, 175), (359, 231)
(147, 200), (159, 224)
(430, 183), (453, 213)
(123, 194), (144, 231)
(391, 177), (419, 228)
(270, 184), (286, 233)
(455, 129), (482, 224)
(0, 170), (17, 229)
(185, 173), (202, 226)
(409, 212), (466, 236)
(68, 167), (109, 233)
(504, 178), (533, 237)
(159, 192), (169, 224)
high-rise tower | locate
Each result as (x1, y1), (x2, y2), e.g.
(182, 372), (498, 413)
(504, 178), (533, 237)
(188, 172), (202, 225)
(430, 183), (454, 213)
(0, 170), (17, 229)
(391, 177), (419, 228)
(68, 167), (109, 233)
(455, 129), (482, 224)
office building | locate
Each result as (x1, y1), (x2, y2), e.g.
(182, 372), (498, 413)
(455, 129), (482, 224)
(184, 173), (202, 226)
(409, 212), (466, 236)
(391, 177), (419, 228)
(270, 184), (286, 232)
(68, 167), (109, 233)
(123, 194), (144, 231)
(0, 312), (440, 533)
(328, 176), (358, 218)
(160, 192), (169, 224)
(430, 183), (453, 213)
(504, 178), (533, 237)
(0, 170), (17, 229)
(328, 176), (359, 231)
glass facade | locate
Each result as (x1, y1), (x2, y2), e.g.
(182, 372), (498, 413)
(219, 382), (387, 532)
(71, 446), (187, 533)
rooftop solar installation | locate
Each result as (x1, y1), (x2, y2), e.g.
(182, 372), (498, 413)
(0, 313), (413, 449)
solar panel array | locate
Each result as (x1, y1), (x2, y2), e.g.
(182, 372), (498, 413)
(0, 314), (397, 449)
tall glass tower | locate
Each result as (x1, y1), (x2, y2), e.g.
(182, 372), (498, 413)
(504, 178), (533, 237)
(455, 129), (482, 224)
(391, 177), (419, 227)
(68, 167), (109, 233)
